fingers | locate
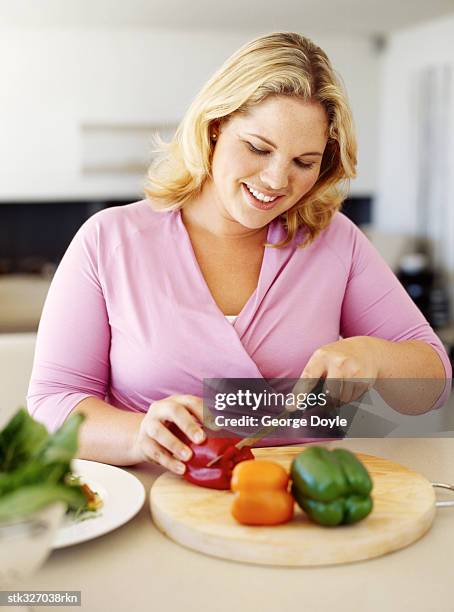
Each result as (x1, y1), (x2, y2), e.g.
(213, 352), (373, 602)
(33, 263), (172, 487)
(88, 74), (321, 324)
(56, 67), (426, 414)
(300, 344), (374, 406)
(289, 376), (321, 412)
(140, 395), (206, 475)
(343, 380), (371, 404)
(203, 411), (224, 431)
(324, 377), (369, 405)
(173, 394), (205, 424)
(299, 360), (325, 392)
(155, 396), (205, 444)
(145, 419), (192, 462)
(140, 435), (186, 475)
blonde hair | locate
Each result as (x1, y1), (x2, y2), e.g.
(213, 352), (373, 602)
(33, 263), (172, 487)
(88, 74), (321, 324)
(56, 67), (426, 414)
(145, 32), (357, 248)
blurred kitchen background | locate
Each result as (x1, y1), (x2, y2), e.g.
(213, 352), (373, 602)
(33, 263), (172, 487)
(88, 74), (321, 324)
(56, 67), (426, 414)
(1, 0), (454, 409)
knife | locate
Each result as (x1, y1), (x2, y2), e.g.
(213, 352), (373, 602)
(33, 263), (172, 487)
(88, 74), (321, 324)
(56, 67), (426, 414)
(205, 406), (294, 467)
(205, 377), (336, 467)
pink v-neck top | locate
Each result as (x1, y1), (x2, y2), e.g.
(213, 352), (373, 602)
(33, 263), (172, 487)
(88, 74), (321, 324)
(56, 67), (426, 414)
(27, 200), (451, 432)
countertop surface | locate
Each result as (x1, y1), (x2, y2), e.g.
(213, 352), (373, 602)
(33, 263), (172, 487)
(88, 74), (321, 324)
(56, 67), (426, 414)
(29, 438), (454, 612)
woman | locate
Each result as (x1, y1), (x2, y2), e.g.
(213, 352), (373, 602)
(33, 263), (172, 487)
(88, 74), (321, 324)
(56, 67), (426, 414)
(27, 32), (451, 476)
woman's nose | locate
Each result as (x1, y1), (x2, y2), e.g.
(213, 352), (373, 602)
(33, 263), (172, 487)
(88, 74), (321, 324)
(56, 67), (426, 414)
(259, 160), (290, 192)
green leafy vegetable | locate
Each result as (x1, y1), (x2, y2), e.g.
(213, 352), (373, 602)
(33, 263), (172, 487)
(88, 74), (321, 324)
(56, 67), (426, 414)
(0, 408), (87, 521)
(0, 409), (49, 472)
(0, 484), (86, 522)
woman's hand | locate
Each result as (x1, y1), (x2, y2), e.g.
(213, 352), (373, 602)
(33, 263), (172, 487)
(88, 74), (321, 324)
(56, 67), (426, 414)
(132, 395), (206, 474)
(295, 337), (382, 404)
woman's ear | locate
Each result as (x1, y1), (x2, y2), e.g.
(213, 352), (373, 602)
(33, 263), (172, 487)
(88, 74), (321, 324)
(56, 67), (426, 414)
(209, 120), (220, 142)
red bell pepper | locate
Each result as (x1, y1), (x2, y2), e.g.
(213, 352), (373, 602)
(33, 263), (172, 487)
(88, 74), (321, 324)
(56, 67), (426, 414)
(168, 424), (254, 490)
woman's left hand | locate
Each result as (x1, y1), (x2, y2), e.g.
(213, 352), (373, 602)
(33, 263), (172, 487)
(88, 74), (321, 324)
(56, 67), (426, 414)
(295, 336), (382, 405)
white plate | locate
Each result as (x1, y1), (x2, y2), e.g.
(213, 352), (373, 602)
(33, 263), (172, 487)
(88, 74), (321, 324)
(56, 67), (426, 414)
(52, 459), (145, 549)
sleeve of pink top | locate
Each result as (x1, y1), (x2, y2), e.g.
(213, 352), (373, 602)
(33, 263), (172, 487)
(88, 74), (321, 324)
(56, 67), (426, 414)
(27, 214), (111, 432)
(338, 222), (452, 407)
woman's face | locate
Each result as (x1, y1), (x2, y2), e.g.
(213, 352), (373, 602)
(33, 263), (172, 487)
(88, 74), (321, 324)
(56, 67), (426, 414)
(209, 95), (329, 230)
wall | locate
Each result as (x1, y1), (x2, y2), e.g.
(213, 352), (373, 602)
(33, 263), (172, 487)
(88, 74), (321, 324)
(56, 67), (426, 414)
(0, 27), (379, 200)
(376, 14), (454, 273)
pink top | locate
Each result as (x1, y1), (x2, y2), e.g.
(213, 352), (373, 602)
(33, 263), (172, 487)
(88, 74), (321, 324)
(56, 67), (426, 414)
(27, 200), (452, 432)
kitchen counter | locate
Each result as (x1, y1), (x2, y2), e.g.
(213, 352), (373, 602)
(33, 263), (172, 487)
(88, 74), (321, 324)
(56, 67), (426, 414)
(28, 438), (454, 612)
(0, 275), (51, 332)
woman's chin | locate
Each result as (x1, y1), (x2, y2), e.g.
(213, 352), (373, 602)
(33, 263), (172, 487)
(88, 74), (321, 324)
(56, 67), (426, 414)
(230, 210), (270, 230)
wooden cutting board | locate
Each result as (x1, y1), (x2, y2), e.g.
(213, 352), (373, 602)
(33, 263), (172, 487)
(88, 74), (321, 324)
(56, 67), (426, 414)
(149, 446), (436, 566)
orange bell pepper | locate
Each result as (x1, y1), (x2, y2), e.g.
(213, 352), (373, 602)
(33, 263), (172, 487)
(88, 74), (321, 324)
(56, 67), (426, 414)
(231, 460), (294, 526)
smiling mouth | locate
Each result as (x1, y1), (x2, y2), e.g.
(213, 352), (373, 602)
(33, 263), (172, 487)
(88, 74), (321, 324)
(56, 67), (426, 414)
(241, 183), (284, 211)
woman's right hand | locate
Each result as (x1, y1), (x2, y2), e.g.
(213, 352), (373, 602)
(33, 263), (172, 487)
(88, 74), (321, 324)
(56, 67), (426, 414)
(132, 395), (206, 474)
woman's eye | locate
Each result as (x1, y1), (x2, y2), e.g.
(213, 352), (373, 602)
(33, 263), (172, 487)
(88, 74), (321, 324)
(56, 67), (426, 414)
(247, 142), (268, 155)
(295, 160), (315, 170)
(247, 142), (315, 170)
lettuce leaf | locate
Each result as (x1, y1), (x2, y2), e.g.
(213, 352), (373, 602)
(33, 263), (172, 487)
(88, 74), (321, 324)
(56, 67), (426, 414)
(0, 409), (86, 521)
(0, 484), (86, 522)
(0, 409), (49, 471)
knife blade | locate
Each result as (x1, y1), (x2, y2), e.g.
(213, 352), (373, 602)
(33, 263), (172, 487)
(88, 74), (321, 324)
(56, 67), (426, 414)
(205, 376), (333, 467)
(205, 407), (293, 467)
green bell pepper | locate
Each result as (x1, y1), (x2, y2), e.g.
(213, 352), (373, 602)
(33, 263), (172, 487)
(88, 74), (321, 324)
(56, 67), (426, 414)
(291, 447), (373, 526)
